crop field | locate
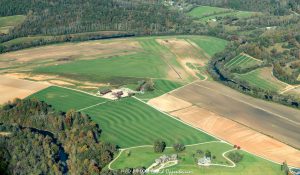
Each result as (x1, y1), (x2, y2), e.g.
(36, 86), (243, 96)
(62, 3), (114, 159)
(0, 15), (26, 34)
(235, 67), (287, 92)
(29, 86), (216, 147)
(225, 54), (262, 71)
(110, 142), (284, 175)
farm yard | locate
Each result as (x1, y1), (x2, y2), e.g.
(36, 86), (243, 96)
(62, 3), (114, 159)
(110, 142), (284, 175)
(29, 86), (216, 147)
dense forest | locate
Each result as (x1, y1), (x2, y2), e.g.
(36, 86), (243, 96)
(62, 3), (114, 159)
(0, 99), (119, 174)
(0, 0), (190, 38)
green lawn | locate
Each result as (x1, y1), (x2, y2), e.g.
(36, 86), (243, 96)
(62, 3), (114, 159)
(235, 68), (286, 92)
(188, 6), (231, 18)
(225, 54), (262, 71)
(29, 86), (216, 147)
(111, 142), (284, 175)
(28, 86), (107, 112)
(0, 15), (26, 34)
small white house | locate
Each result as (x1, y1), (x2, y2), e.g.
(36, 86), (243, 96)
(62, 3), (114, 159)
(198, 157), (211, 166)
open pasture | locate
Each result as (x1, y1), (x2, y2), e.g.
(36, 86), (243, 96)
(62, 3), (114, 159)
(0, 15), (26, 34)
(225, 54), (262, 71)
(29, 86), (216, 147)
(111, 142), (284, 175)
(235, 67), (287, 92)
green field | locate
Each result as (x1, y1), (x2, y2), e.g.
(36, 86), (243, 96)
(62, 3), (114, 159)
(111, 142), (284, 175)
(28, 86), (108, 112)
(188, 6), (257, 22)
(235, 67), (287, 92)
(0, 15), (26, 34)
(29, 86), (216, 147)
(225, 54), (262, 71)
(188, 6), (231, 18)
(32, 36), (227, 87)
(135, 79), (183, 100)
(188, 36), (228, 57)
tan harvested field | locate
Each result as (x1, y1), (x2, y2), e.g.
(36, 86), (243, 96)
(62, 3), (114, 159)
(0, 39), (141, 69)
(170, 106), (300, 167)
(148, 80), (300, 167)
(0, 75), (49, 104)
(148, 94), (192, 112)
(170, 81), (300, 148)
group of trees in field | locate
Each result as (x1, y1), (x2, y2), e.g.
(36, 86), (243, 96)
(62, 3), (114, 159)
(0, 98), (117, 174)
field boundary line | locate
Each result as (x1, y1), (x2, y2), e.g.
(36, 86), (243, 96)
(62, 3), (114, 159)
(77, 101), (108, 112)
(53, 85), (101, 97)
(194, 83), (300, 126)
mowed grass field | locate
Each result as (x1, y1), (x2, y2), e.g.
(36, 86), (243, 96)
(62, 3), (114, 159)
(235, 67), (287, 92)
(29, 86), (107, 112)
(0, 15), (26, 34)
(29, 86), (216, 147)
(225, 54), (262, 71)
(111, 142), (284, 175)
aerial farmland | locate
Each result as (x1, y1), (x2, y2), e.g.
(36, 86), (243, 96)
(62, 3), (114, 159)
(0, 1), (299, 174)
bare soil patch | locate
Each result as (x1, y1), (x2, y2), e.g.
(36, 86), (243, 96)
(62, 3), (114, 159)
(157, 38), (209, 79)
(148, 94), (192, 112)
(4, 73), (108, 88)
(169, 105), (300, 167)
(0, 75), (49, 104)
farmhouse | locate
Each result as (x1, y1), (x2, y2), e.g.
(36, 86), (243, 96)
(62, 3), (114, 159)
(155, 154), (178, 164)
(99, 89), (112, 95)
(198, 156), (211, 166)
